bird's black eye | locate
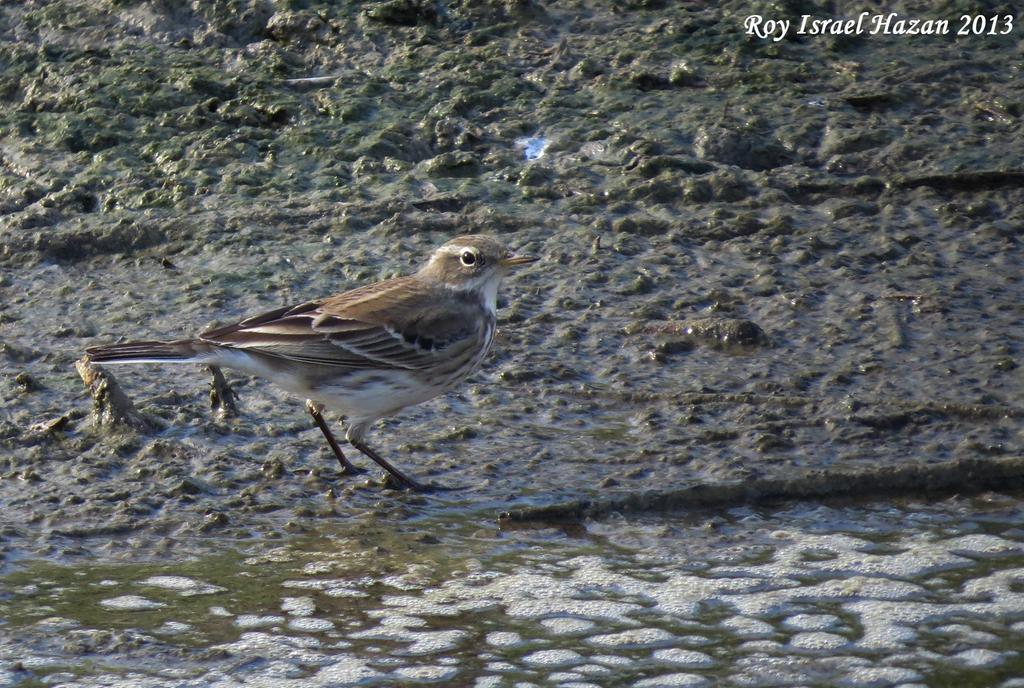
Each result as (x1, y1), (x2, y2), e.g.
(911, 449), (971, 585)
(460, 250), (478, 266)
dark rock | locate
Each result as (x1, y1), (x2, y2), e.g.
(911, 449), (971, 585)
(638, 318), (771, 350)
(363, 0), (439, 26)
(694, 126), (792, 171)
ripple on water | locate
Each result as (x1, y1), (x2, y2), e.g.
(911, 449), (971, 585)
(140, 575), (226, 596)
(215, 631), (328, 666)
(97, 595), (166, 611)
(391, 665), (460, 683)
(720, 616), (775, 639)
(233, 615), (285, 629)
(781, 613), (842, 632)
(471, 678), (503, 688)
(586, 627), (677, 649)
(520, 649), (585, 667)
(836, 666), (924, 687)
(944, 534), (1024, 558)
(484, 631), (523, 647)
(6, 498), (1024, 686)
(287, 617), (335, 633)
(153, 621), (191, 635)
(539, 617), (597, 636)
(306, 657), (384, 685)
(282, 578), (370, 598)
(404, 630), (468, 656)
(948, 648), (1006, 669)
(651, 648), (716, 668)
(281, 596), (316, 616)
(632, 672), (712, 688)
(373, 614), (429, 628)
(788, 632), (850, 652)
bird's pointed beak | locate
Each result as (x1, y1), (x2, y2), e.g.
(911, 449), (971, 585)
(499, 254), (539, 267)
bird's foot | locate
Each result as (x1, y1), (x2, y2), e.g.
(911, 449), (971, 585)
(379, 473), (459, 493)
(421, 482), (460, 493)
(338, 465), (368, 478)
(380, 472), (423, 491)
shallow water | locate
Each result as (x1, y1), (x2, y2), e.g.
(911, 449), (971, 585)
(3, 495), (1024, 686)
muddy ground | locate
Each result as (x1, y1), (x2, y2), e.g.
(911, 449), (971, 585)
(0, 0), (1021, 616)
(2, 0), (1023, 557)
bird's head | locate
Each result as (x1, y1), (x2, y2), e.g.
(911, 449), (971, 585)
(419, 235), (537, 299)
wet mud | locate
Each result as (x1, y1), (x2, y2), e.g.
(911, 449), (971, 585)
(0, 0), (1022, 684)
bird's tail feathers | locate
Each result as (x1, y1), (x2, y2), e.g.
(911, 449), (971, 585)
(85, 339), (216, 365)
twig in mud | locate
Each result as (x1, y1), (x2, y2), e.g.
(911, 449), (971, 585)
(500, 454), (1024, 524)
(283, 74), (344, 86)
(208, 365), (240, 418)
(75, 356), (154, 433)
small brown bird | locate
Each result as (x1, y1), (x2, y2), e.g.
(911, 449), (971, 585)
(86, 235), (537, 490)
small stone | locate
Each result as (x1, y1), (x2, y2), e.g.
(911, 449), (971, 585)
(15, 371), (40, 391)
(669, 61), (702, 87)
(266, 10), (327, 41)
(420, 152), (479, 177)
(570, 58), (602, 80)
(363, 0), (438, 25)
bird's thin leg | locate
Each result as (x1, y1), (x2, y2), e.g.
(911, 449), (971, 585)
(347, 438), (426, 491)
(306, 400), (363, 476)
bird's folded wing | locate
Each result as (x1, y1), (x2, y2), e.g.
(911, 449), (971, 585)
(198, 278), (478, 370)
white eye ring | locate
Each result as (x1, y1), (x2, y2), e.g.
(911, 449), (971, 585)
(460, 250), (479, 266)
